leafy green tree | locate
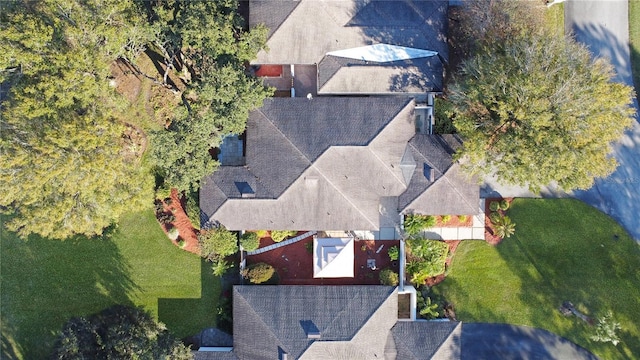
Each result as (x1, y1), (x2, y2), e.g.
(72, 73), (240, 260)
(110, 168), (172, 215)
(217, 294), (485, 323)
(450, 32), (635, 193)
(50, 305), (192, 360)
(198, 226), (238, 260)
(590, 310), (622, 346)
(0, 0), (155, 239)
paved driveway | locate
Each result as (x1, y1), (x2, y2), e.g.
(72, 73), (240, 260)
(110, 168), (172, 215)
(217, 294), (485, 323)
(461, 323), (598, 360)
(565, 0), (640, 241)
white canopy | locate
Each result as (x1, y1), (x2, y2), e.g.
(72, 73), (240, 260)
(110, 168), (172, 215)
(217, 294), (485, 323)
(327, 44), (437, 63)
(313, 237), (355, 278)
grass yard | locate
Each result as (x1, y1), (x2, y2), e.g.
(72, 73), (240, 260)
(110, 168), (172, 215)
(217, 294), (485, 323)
(630, 0), (640, 91)
(545, 2), (564, 38)
(433, 199), (640, 360)
(1, 210), (220, 360)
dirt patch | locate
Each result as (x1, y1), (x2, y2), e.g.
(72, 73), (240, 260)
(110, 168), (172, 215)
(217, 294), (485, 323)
(110, 59), (143, 103)
(120, 122), (147, 162)
(484, 197), (514, 245)
(158, 189), (200, 255)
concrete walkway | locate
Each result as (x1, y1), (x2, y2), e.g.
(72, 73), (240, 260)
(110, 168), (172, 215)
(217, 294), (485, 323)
(419, 199), (486, 240)
(246, 231), (317, 255)
(565, 0), (640, 241)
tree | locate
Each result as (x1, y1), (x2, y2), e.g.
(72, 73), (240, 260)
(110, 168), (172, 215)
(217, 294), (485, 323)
(590, 310), (622, 346)
(0, 0), (154, 239)
(198, 226), (238, 260)
(146, 0), (272, 192)
(50, 305), (192, 360)
(450, 32), (635, 193)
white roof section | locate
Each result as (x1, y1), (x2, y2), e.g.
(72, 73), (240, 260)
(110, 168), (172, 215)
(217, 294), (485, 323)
(326, 44), (437, 62)
(313, 237), (355, 278)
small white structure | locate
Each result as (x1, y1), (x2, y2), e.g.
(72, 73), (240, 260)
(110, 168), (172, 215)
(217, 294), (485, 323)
(313, 237), (355, 278)
(327, 44), (437, 63)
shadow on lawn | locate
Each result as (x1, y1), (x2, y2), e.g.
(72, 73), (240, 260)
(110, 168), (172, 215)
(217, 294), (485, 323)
(157, 258), (221, 338)
(0, 230), (137, 359)
(495, 199), (640, 359)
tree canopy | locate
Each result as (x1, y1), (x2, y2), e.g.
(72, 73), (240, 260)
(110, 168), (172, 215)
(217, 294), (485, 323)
(450, 29), (635, 193)
(50, 305), (192, 360)
(1, 0), (269, 238)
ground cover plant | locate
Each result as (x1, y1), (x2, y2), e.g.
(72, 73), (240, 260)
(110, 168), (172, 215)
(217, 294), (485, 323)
(433, 199), (640, 359)
(1, 210), (220, 359)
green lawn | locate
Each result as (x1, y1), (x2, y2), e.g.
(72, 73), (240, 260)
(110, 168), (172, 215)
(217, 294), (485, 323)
(545, 2), (564, 38)
(630, 0), (640, 91)
(433, 199), (640, 359)
(1, 210), (220, 360)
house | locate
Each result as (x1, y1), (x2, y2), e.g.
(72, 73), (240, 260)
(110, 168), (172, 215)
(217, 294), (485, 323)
(249, 0), (449, 96)
(200, 97), (478, 237)
(199, 0), (479, 235)
(194, 285), (462, 360)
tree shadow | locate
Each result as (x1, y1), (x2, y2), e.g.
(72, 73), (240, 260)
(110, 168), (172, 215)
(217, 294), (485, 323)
(0, 229), (137, 359)
(157, 258), (221, 339)
(565, 21), (640, 242)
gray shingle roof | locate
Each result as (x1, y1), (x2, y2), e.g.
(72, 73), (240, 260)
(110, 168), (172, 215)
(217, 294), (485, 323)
(232, 285), (396, 360)
(399, 134), (478, 215)
(193, 351), (238, 360)
(392, 321), (462, 360)
(250, 0), (448, 65)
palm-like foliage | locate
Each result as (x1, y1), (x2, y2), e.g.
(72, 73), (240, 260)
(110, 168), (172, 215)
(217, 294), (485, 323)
(494, 216), (516, 239)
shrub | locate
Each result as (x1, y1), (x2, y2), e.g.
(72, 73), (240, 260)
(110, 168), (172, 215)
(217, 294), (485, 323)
(153, 200), (164, 214)
(243, 262), (275, 284)
(157, 212), (175, 225)
(305, 241), (314, 254)
(500, 199), (510, 211)
(590, 311), (621, 346)
(212, 259), (234, 277)
(379, 268), (399, 286)
(457, 215), (468, 222)
(255, 230), (269, 239)
(494, 216), (516, 239)
(155, 186), (172, 201)
(489, 212), (501, 224)
(406, 239), (449, 284)
(417, 292), (441, 320)
(185, 191), (201, 230)
(270, 230), (297, 243)
(177, 239), (186, 248)
(388, 246), (399, 261)
(441, 215), (452, 224)
(240, 232), (260, 252)
(198, 227), (238, 260)
(404, 214), (436, 236)
(168, 227), (179, 241)
(489, 201), (499, 211)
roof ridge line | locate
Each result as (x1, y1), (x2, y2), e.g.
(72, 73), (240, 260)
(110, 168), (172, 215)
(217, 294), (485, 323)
(439, 164), (479, 214)
(310, 159), (379, 230)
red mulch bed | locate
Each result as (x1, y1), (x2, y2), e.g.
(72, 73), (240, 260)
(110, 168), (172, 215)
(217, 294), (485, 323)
(248, 237), (400, 285)
(158, 189), (200, 255)
(434, 215), (472, 227)
(484, 197), (514, 245)
(255, 65), (283, 77)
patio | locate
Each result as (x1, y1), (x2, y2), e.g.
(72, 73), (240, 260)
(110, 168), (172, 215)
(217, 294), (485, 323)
(246, 234), (400, 285)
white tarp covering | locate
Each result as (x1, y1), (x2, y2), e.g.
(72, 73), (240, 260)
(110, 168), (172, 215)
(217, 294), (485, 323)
(326, 44), (437, 63)
(313, 237), (355, 278)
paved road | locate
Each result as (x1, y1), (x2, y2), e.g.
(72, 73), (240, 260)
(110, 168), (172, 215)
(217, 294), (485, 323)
(483, 0), (640, 241)
(565, 0), (640, 241)
(461, 323), (598, 360)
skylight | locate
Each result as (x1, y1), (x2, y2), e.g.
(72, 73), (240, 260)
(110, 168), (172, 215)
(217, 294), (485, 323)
(326, 44), (437, 63)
